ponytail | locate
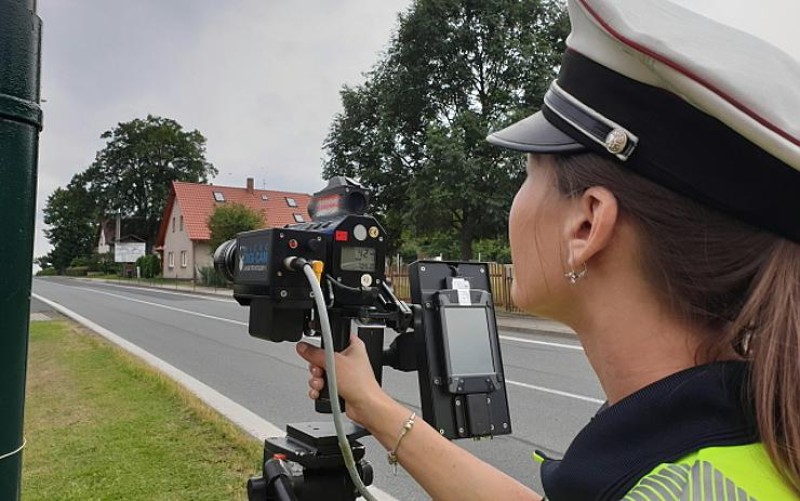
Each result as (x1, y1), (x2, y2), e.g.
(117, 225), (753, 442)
(733, 240), (800, 494)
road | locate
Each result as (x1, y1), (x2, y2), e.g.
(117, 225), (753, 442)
(31, 277), (604, 500)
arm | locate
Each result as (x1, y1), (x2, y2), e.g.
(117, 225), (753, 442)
(296, 336), (543, 501)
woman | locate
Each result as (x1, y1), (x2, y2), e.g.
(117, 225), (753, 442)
(298, 0), (800, 498)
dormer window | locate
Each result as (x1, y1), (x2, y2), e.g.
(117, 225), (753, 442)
(285, 197), (298, 207)
(293, 213), (305, 223)
(261, 194), (269, 201)
(213, 191), (225, 202)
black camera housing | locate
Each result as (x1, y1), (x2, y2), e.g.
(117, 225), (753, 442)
(410, 261), (512, 439)
(214, 178), (387, 342)
(214, 177), (512, 441)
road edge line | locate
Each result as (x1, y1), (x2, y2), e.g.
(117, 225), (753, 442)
(32, 293), (399, 501)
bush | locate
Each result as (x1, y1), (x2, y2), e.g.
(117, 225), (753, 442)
(198, 266), (228, 288)
(95, 252), (117, 274)
(36, 267), (58, 276)
(65, 266), (89, 276)
(70, 256), (93, 268)
(473, 238), (512, 264)
(135, 254), (161, 279)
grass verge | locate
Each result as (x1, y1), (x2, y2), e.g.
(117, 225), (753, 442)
(23, 320), (262, 500)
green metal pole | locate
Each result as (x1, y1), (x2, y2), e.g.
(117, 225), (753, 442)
(0, 0), (43, 499)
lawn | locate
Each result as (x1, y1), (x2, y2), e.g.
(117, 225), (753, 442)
(23, 320), (262, 500)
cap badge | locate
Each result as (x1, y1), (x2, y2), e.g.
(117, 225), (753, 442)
(605, 129), (628, 155)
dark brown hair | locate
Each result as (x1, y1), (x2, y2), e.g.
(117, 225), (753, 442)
(554, 153), (800, 494)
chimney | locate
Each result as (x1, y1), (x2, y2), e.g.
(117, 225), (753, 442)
(246, 177), (254, 193)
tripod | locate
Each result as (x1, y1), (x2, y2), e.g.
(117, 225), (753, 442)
(247, 422), (373, 501)
(248, 310), (397, 501)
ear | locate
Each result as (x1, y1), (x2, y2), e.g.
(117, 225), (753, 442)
(563, 186), (619, 268)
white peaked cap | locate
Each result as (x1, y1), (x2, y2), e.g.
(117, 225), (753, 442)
(488, 0), (800, 243)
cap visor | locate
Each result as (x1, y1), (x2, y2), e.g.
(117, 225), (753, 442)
(486, 111), (586, 153)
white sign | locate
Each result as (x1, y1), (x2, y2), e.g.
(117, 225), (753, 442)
(115, 242), (147, 263)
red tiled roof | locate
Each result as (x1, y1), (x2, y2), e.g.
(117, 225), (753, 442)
(156, 181), (311, 245)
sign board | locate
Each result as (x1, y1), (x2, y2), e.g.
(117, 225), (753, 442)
(115, 242), (146, 263)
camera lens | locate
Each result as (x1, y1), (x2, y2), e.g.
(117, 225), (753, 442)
(344, 191), (367, 214)
(213, 239), (238, 283)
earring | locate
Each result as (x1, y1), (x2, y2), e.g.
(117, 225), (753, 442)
(564, 262), (588, 284)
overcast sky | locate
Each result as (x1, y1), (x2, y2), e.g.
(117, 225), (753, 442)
(35, 0), (412, 259)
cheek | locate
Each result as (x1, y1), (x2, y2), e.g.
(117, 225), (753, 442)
(508, 185), (565, 313)
(508, 184), (545, 309)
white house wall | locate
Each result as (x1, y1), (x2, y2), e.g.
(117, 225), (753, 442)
(161, 202), (195, 280)
(194, 242), (213, 275)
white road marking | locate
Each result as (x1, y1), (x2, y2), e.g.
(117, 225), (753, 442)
(33, 293), (281, 438)
(33, 292), (398, 501)
(40, 280), (604, 405)
(45, 281), (247, 326)
(506, 380), (604, 405)
(499, 335), (583, 351)
(74, 279), (236, 303)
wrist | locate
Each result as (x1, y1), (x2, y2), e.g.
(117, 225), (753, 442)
(347, 388), (402, 431)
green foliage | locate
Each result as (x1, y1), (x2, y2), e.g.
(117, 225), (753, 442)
(324, 0), (569, 259)
(199, 266), (228, 288)
(65, 266), (90, 276)
(135, 254), (161, 278)
(94, 252), (118, 274)
(69, 255), (93, 268)
(207, 203), (265, 253)
(397, 229), (461, 262)
(79, 115), (217, 250)
(24, 321), (262, 499)
(473, 237), (512, 263)
(36, 267), (58, 276)
(43, 178), (98, 273)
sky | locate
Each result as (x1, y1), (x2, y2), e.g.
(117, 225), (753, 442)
(35, 0), (412, 260)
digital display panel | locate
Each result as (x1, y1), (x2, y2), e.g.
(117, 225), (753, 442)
(441, 306), (495, 376)
(340, 246), (377, 272)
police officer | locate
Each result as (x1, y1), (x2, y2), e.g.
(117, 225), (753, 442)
(297, 0), (800, 498)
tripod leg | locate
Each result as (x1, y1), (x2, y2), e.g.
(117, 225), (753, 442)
(248, 456), (298, 501)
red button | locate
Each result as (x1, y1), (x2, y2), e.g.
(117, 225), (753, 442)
(335, 230), (348, 242)
(273, 453), (287, 461)
(288, 239), (298, 249)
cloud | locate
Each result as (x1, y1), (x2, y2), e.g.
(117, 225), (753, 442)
(34, 0), (411, 260)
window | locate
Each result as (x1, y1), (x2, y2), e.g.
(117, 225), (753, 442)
(180, 251), (187, 268)
(213, 191), (225, 202)
(168, 252), (174, 268)
(261, 194), (269, 201)
(172, 217), (175, 232)
(285, 197), (298, 207)
(179, 215), (184, 231)
(293, 213), (305, 223)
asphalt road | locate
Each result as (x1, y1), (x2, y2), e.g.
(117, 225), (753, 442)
(31, 277), (604, 500)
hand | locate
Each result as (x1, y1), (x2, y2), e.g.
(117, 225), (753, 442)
(296, 333), (387, 427)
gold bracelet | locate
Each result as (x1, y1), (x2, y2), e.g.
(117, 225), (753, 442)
(387, 412), (416, 473)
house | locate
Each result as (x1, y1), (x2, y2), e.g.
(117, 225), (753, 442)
(155, 178), (311, 279)
(97, 217), (149, 256)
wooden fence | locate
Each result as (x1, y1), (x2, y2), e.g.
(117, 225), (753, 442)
(385, 262), (523, 313)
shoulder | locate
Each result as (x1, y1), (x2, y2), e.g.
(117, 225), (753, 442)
(621, 443), (798, 500)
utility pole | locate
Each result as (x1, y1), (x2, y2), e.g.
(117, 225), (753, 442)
(0, 1), (43, 499)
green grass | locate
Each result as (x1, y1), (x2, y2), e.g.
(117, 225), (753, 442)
(23, 320), (262, 500)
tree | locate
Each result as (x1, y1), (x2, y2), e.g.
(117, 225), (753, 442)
(43, 177), (98, 273)
(207, 203), (265, 253)
(81, 115), (217, 250)
(324, 0), (569, 259)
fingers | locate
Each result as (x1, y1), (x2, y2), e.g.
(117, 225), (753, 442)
(307, 363), (325, 400)
(296, 341), (326, 368)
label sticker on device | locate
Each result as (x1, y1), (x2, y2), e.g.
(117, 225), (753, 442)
(452, 278), (470, 290)
(452, 278), (471, 305)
